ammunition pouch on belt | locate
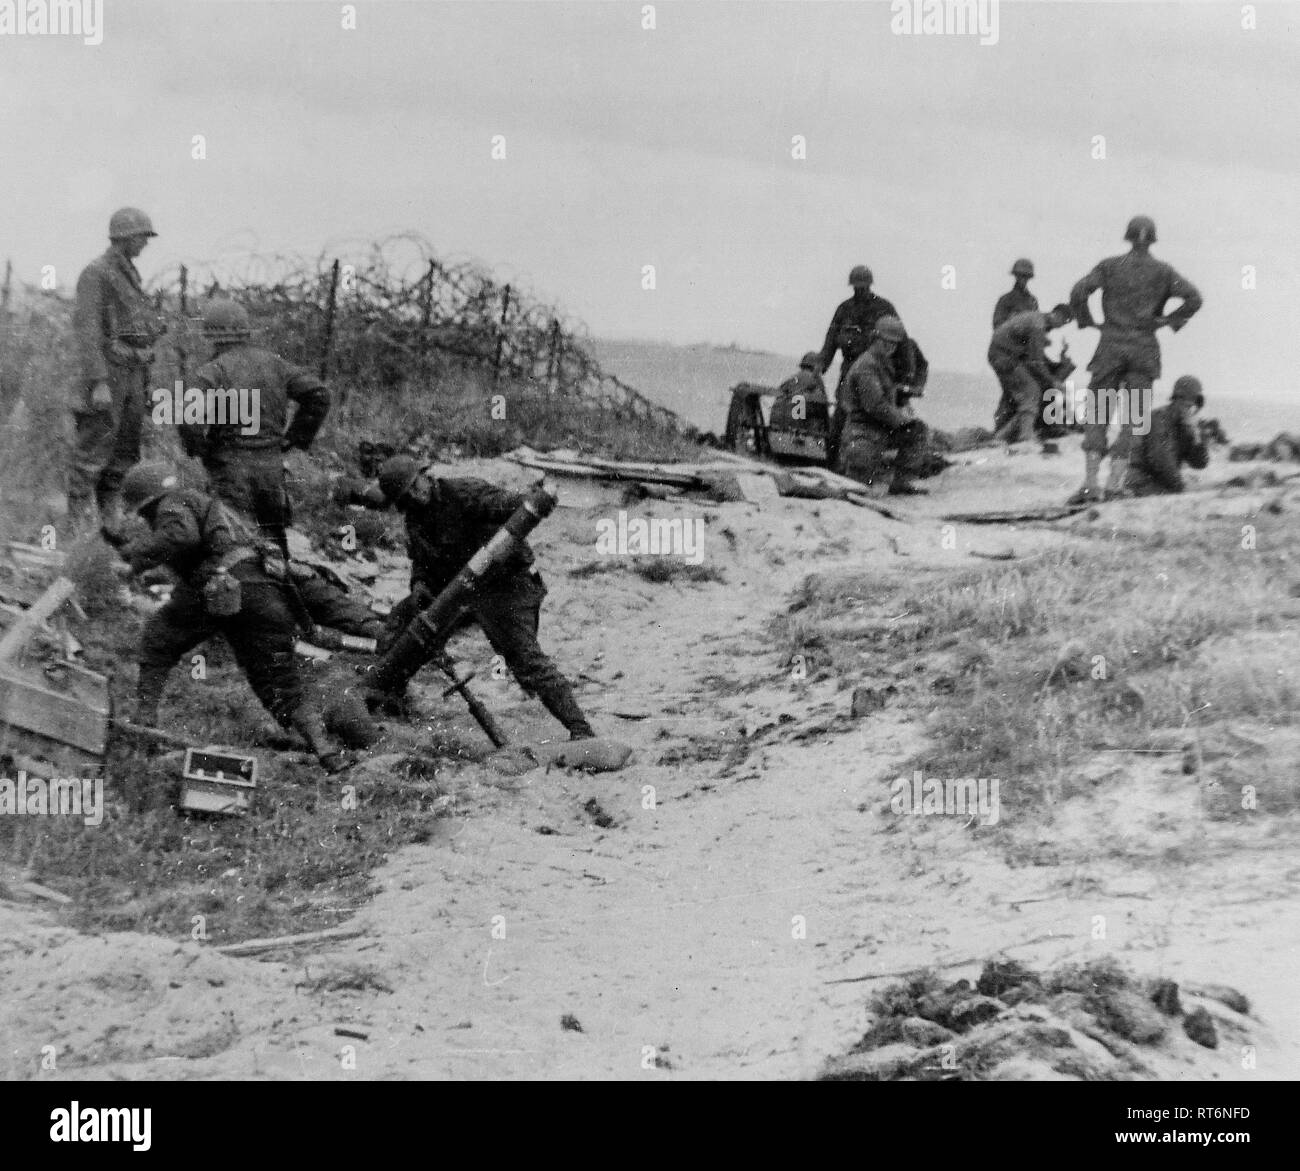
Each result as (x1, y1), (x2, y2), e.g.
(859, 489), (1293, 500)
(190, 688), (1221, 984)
(201, 548), (258, 616)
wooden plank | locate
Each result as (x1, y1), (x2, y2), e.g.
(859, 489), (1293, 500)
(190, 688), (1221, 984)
(0, 672), (109, 754)
(214, 925), (367, 957)
(733, 472), (781, 503)
(941, 505), (1089, 524)
(6, 542), (68, 571)
(0, 577), (78, 663)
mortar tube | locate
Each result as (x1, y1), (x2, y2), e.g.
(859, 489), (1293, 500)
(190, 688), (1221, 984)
(366, 483), (556, 696)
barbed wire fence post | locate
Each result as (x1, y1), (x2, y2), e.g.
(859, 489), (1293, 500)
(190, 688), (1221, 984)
(177, 264), (189, 386)
(320, 257), (341, 401)
(493, 284), (511, 386)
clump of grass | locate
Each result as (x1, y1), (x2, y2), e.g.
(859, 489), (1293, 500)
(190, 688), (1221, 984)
(632, 559), (725, 585)
(774, 511), (1297, 812)
(569, 558), (725, 585)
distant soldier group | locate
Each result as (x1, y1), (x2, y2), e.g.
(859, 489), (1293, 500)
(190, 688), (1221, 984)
(799, 214), (1206, 503)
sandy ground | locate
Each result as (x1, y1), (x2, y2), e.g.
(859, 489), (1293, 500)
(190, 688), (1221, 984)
(3, 439), (1298, 1080)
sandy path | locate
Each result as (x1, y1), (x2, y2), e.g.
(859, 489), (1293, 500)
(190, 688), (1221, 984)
(4, 444), (1298, 1079)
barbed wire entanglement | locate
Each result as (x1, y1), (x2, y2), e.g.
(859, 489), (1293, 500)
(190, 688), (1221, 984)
(140, 234), (694, 437)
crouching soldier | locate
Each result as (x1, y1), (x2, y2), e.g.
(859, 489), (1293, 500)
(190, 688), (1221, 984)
(1123, 376), (1209, 496)
(987, 303), (1074, 447)
(837, 316), (930, 495)
(369, 456), (596, 740)
(102, 463), (350, 772)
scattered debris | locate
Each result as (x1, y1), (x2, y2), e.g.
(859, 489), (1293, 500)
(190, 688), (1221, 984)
(821, 957), (1250, 1080)
(560, 1013), (584, 1033)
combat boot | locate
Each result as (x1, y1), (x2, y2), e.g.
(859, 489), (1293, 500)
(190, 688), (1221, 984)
(535, 678), (596, 741)
(1104, 458), (1130, 500)
(1067, 452), (1104, 505)
(290, 707), (351, 773)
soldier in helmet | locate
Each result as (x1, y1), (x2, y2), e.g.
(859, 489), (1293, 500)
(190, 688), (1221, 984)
(1123, 376), (1209, 496)
(837, 316), (930, 495)
(101, 463), (350, 772)
(991, 260), (1040, 432)
(820, 266), (907, 468)
(368, 456), (596, 740)
(178, 300), (381, 642)
(1067, 216), (1202, 502)
(180, 299), (329, 552)
(993, 259), (1039, 329)
(69, 207), (167, 528)
(987, 303), (1074, 447)
(769, 351), (830, 447)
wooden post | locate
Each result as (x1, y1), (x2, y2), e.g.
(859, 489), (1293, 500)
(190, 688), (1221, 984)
(177, 264), (189, 385)
(545, 318), (562, 394)
(419, 258), (436, 362)
(320, 258), (341, 381)
(493, 284), (511, 384)
(1, 259), (11, 326)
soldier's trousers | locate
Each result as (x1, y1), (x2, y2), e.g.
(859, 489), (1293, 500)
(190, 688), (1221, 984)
(1082, 341), (1159, 459)
(839, 419), (929, 486)
(69, 363), (148, 509)
(989, 361), (1042, 444)
(293, 569), (385, 639)
(204, 452), (292, 549)
(387, 571), (593, 736)
(1122, 466), (1179, 497)
(136, 573), (311, 727)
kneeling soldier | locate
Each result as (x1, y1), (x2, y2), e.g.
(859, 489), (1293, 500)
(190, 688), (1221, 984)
(373, 456), (595, 740)
(837, 316), (930, 495)
(103, 463), (350, 772)
(1123, 376), (1209, 496)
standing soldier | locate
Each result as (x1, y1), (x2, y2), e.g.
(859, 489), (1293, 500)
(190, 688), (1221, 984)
(70, 207), (166, 528)
(820, 265), (903, 468)
(987, 303), (1073, 446)
(178, 300), (382, 641)
(1068, 216), (1202, 502)
(179, 299), (328, 554)
(369, 456), (596, 740)
(101, 463), (350, 772)
(993, 259), (1039, 329)
(837, 316), (929, 496)
(991, 259), (1040, 432)
(1123, 376), (1209, 496)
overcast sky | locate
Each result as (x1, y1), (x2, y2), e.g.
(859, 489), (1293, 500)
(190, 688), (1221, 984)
(2, 0), (1297, 398)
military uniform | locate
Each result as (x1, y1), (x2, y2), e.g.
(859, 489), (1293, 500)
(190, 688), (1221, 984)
(180, 342), (329, 550)
(1070, 252), (1202, 460)
(769, 368), (829, 434)
(837, 350), (927, 488)
(991, 286), (1039, 429)
(820, 292), (907, 468)
(115, 488), (328, 745)
(1125, 404), (1208, 495)
(70, 248), (165, 515)
(178, 342), (381, 639)
(987, 310), (1056, 444)
(392, 476), (594, 738)
(992, 285), (1039, 330)
(819, 292), (902, 381)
